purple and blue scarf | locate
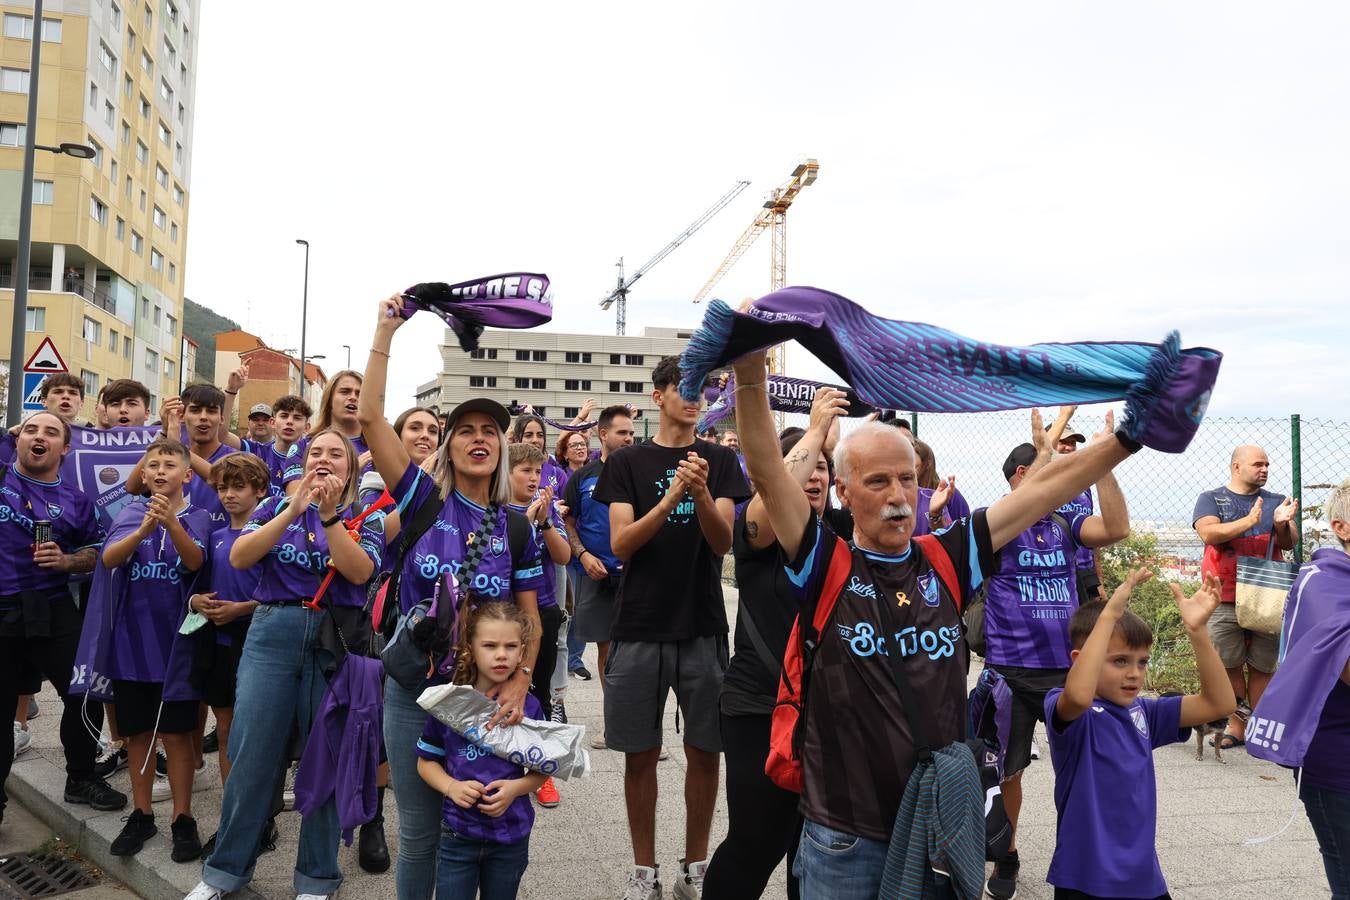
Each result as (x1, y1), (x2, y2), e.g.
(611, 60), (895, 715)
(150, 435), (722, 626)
(677, 287), (1222, 453)
(399, 272), (551, 352)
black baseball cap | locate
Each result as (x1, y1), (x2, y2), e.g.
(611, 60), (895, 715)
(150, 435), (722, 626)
(1002, 443), (1038, 481)
(446, 397), (511, 433)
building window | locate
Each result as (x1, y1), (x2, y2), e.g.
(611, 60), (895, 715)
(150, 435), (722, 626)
(124, 74), (132, 98)
(515, 350), (530, 361)
(158, 121), (170, 145)
(564, 351), (592, 363)
(136, 140), (148, 163)
(111, 2), (121, 29)
(0, 123), (24, 146)
(89, 81), (98, 107)
(81, 370), (99, 396)
(610, 354), (621, 365)
(141, 50), (152, 75)
(514, 378), (529, 389)
(174, 142), (182, 164)
(468, 375), (498, 388)
(470, 347), (497, 360)
(139, 189), (146, 211)
(115, 217), (125, 239)
(131, 231), (143, 253)
(153, 206), (166, 229)
(3, 14), (29, 37)
(179, 62), (186, 82)
(41, 18), (62, 41)
(166, 1), (178, 26)
(139, 95), (150, 119)
(90, 196), (108, 225)
(624, 354), (644, 366)
(166, 314), (177, 336)
(109, 329), (119, 352)
(99, 42), (117, 74)
(24, 307), (45, 331)
(145, 349), (158, 373)
(530, 378), (547, 390)
(1, 68), (30, 94)
(150, 248), (163, 271)
(152, 304), (161, 325)
(104, 100), (115, 126)
(563, 406), (579, 418)
(169, 221), (178, 242)
(125, 174), (133, 197)
(159, 77), (173, 103)
(581, 379), (592, 390)
(532, 350), (547, 362)
(121, 120), (130, 144)
(624, 381), (644, 393)
(110, 159), (118, 181)
(564, 380), (580, 391)
(162, 36), (176, 67)
(144, 4), (152, 28)
(83, 317), (102, 343)
(164, 358), (175, 379)
(123, 335), (132, 357)
(155, 164), (168, 187)
(172, 183), (184, 205)
(177, 101), (185, 124)
(32, 180), (53, 205)
(609, 381), (620, 392)
(88, 138), (102, 169)
(127, 28), (136, 50)
(168, 261), (176, 283)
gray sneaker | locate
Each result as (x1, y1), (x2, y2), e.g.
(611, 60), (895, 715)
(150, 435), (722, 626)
(672, 858), (707, 899)
(623, 865), (661, 900)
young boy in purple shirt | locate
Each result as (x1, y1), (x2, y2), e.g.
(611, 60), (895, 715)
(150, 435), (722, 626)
(1046, 569), (1235, 899)
(95, 437), (212, 862)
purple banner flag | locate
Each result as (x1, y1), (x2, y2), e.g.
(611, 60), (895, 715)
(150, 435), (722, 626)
(678, 288), (1223, 453)
(65, 424), (162, 532)
(399, 272), (552, 352)
(699, 374), (875, 431)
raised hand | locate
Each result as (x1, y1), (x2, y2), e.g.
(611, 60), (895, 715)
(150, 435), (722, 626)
(674, 452), (711, 502)
(930, 475), (957, 516)
(808, 387), (849, 438)
(1247, 496), (1265, 527)
(226, 364), (249, 394)
(160, 396), (183, 436)
(1090, 410), (1116, 444)
(312, 474), (344, 519)
(578, 398), (598, 419)
(527, 486), (554, 525)
(1030, 409), (1049, 453)
(1106, 567), (1152, 613)
(377, 294), (408, 334)
(1170, 573), (1222, 632)
(1272, 496), (1299, 525)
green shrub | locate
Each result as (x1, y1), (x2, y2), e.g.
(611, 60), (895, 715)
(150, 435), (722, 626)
(1100, 532), (1201, 694)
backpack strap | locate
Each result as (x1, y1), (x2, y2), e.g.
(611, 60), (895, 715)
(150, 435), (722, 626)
(808, 535), (857, 637)
(505, 507), (532, 564)
(913, 534), (963, 613)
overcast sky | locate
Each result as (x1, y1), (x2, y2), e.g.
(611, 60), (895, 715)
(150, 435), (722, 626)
(183, 1), (1349, 421)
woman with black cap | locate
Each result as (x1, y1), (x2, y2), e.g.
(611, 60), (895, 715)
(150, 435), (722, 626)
(359, 296), (544, 899)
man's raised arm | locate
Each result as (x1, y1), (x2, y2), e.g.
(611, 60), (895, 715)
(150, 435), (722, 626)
(732, 348), (812, 560)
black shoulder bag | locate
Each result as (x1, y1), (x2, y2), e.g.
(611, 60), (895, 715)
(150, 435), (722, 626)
(370, 487), (450, 640)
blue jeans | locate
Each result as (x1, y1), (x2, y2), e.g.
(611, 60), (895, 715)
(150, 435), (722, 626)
(1304, 783), (1350, 899)
(793, 819), (889, 900)
(202, 604), (340, 896)
(386, 675), (446, 899)
(565, 568), (585, 671)
(436, 825), (530, 900)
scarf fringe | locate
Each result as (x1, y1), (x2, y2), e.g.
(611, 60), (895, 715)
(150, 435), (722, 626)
(678, 298), (736, 401)
(1120, 331), (1182, 443)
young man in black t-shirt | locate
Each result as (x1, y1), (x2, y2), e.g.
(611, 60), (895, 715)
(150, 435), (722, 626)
(730, 344), (1150, 900)
(593, 357), (750, 900)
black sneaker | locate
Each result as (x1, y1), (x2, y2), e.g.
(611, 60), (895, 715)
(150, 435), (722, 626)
(202, 727), (219, 754)
(570, 666), (592, 681)
(202, 831), (217, 858)
(171, 814), (203, 862)
(110, 809), (156, 856)
(65, 776), (128, 812)
(986, 849), (1019, 900)
(93, 746), (128, 779)
(155, 748), (169, 776)
(550, 699), (568, 724)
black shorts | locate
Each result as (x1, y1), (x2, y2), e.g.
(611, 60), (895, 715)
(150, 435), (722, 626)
(201, 645), (242, 709)
(987, 663), (1069, 777)
(112, 680), (198, 736)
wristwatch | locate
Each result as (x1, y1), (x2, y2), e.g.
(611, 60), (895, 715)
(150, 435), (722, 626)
(538, 519), (554, 531)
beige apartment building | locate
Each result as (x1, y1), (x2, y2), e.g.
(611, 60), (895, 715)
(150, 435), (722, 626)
(0, 0), (198, 419)
(416, 326), (694, 438)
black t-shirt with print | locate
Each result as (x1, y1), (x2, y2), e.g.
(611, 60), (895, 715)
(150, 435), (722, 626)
(593, 438), (750, 643)
(787, 510), (996, 842)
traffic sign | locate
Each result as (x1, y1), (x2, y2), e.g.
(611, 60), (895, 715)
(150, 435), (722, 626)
(24, 337), (67, 373)
(22, 372), (46, 411)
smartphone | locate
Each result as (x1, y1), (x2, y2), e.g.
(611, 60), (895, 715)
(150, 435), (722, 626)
(33, 520), (53, 546)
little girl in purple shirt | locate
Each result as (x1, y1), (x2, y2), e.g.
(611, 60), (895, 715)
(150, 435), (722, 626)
(417, 602), (546, 900)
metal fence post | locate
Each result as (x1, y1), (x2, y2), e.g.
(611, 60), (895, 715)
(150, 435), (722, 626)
(643, 417), (650, 441)
(910, 411), (919, 437)
(1291, 413), (1303, 563)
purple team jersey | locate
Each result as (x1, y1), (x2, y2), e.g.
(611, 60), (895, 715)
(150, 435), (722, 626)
(1058, 489), (1096, 571)
(103, 500), (212, 682)
(541, 457), (567, 497)
(0, 466), (105, 596)
(982, 508), (1088, 669)
(186, 444), (236, 530)
(244, 494), (385, 608)
(241, 438), (301, 496)
(389, 463), (544, 615)
(1045, 689), (1187, 898)
(208, 526), (263, 603)
(416, 693), (543, 844)
(507, 501), (566, 610)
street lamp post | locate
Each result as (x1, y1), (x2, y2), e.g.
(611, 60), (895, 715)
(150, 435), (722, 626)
(296, 239), (309, 377)
(342, 344), (351, 369)
(6, 0), (99, 426)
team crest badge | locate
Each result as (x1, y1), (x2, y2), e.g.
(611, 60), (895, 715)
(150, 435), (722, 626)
(46, 502), (63, 518)
(1130, 706), (1149, 737)
(918, 572), (940, 607)
(490, 535), (506, 556)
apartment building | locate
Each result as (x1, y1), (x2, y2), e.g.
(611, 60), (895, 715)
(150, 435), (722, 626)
(0, 0), (199, 418)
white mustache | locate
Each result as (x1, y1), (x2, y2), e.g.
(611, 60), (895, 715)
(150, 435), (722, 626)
(881, 503), (914, 521)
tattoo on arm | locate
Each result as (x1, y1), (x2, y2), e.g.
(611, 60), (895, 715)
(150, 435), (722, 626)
(745, 520), (759, 539)
(784, 449), (810, 467)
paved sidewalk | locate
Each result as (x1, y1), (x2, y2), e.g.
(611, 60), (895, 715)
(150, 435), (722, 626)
(5, 586), (1330, 898)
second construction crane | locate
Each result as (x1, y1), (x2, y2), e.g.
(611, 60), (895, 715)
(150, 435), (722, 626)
(599, 181), (750, 335)
(693, 159), (819, 375)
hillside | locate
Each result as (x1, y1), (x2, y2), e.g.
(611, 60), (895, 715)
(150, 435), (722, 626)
(183, 297), (241, 382)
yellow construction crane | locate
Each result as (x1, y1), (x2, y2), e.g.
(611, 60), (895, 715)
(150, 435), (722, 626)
(692, 159), (819, 375)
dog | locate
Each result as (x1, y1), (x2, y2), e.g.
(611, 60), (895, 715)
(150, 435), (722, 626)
(1194, 716), (1231, 763)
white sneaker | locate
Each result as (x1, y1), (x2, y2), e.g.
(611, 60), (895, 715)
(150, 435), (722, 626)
(296, 895), (330, 900)
(184, 881), (226, 900)
(590, 734), (608, 750)
(623, 864), (661, 900)
(1029, 740), (1041, 761)
(13, 722), (30, 757)
(673, 858), (708, 899)
(152, 772), (172, 802)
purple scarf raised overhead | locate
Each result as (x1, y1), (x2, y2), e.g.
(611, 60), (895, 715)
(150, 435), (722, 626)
(399, 272), (551, 352)
(678, 288), (1223, 453)
(700, 374), (875, 431)
(1248, 549), (1350, 769)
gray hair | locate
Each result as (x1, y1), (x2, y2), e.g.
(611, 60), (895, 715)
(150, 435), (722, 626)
(1328, 479), (1350, 544)
(833, 421), (914, 486)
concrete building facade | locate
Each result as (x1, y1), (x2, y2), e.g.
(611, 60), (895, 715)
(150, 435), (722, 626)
(415, 325), (694, 436)
(0, 0), (199, 420)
